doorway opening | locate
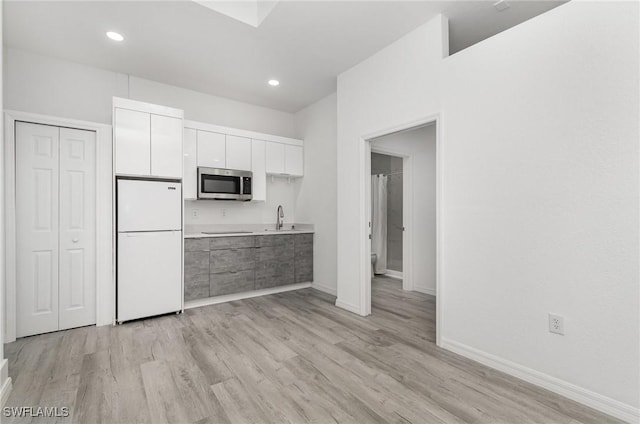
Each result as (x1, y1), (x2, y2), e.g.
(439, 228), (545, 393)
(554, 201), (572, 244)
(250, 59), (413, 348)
(363, 117), (441, 343)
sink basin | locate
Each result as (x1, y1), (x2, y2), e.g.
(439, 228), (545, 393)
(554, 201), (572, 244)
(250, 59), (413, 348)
(263, 228), (302, 232)
(201, 231), (253, 235)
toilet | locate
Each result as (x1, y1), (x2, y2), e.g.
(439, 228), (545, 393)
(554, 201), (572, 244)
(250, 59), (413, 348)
(371, 253), (377, 275)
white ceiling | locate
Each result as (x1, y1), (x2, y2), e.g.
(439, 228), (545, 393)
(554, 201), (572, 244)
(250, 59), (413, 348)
(3, 1), (566, 112)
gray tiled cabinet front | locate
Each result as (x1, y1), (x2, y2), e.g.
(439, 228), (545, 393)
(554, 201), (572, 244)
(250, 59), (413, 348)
(184, 233), (313, 301)
(255, 235), (295, 289)
(184, 239), (210, 301)
(294, 234), (314, 283)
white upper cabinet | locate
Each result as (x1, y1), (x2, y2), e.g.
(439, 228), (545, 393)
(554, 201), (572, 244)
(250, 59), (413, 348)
(197, 130), (226, 169)
(114, 108), (151, 176)
(113, 98), (184, 178)
(226, 135), (252, 171)
(183, 128), (197, 200)
(265, 142), (304, 177)
(251, 140), (266, 202)
(151, 114), (182, 178)
(285, 145), (304, 177)
(265, 142), (285, 175)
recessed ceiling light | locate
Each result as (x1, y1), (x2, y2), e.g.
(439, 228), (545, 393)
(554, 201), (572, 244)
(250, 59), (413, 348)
(268, 79), (280, 87)
(106, 31), (124, 42)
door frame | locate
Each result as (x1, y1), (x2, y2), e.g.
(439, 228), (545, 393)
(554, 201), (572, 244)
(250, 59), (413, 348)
(3, 110), (113, 343)
(369, 146), (413, 292)
(360, 114), (442, 346)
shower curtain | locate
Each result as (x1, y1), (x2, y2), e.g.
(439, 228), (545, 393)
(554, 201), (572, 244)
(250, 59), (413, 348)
(371, 174), (388, 274)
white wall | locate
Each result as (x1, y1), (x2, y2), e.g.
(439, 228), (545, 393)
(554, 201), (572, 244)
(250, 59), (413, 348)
(336, 2), (638, 420)
(440, 1), (639, 417)
(185, 178), (300, 227)
(371, 124), (436, 295)
(3, 48), (297, 138)
(294, 93), (338, 295)
(336, 15), (447, 313)
(0, 0), (11, 406)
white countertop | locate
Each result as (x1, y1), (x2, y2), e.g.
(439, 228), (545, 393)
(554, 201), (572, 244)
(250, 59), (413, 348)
(184, 229), (313, 238)
(184, 223), (314, 238)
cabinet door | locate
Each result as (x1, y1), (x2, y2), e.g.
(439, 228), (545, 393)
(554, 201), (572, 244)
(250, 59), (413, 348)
(151, 114), (182, 178)
(265, 142), (285, 175)
(114, 108), (150, 175)
(16, 122), (60, 337)
(183, 128), (197, 199)
(294, 234), (313, 283)
(59, 127), (97, 331)
(285, 145), (304, 177)
(226, 135), (252, 171)
(251, 140), (266, 201)
(197, 131), (226, 168)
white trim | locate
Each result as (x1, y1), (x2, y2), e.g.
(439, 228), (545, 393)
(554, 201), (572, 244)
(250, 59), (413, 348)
(185, 283), (311, 310)
(113, 97), (183, 119)
(441, 338), (639, 424)
(414, 286), (436, 296)
(0, 359), (11, 406)
(311, 282), (337, 296)
(184, 119), (303, 147)
(335, 298), (363, 315)
(3, 110), (113, 343)
(383, 270), (403, 280)
(360, 114), (443, 347)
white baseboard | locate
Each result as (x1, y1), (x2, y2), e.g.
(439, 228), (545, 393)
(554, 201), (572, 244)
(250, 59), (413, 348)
(440, 338), (639, 424)
(335, 299), (362, 315)
(311, 282), (337, 296)
(384, 270), (403, 279)
(0, 359), (11, 407)
(414, 286), (436, 296)
(184, 283), (311, 310)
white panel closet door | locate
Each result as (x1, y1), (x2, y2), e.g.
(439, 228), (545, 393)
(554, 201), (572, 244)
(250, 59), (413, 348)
(58, 127), (96, 330)
(16, 122), (60, 337)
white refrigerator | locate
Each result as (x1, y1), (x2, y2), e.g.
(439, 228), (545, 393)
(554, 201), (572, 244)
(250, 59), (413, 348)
(117, 179), (182, 322)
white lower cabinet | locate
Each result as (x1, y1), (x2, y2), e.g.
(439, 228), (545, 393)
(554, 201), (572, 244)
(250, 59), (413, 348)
(16, 122), (97, 338)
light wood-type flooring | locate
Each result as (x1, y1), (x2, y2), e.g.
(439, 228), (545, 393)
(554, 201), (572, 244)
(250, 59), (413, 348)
(4, 276), (622, 423)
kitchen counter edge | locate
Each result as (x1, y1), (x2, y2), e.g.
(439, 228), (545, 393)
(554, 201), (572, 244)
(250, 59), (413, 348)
(184, 230), (314, 239)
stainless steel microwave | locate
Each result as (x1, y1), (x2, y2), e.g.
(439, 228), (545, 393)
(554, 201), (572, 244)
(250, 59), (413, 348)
(197, 167), (252, 201)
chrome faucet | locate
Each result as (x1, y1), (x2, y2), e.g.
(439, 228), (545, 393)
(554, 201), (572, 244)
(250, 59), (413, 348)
(276, 205), (284, 230)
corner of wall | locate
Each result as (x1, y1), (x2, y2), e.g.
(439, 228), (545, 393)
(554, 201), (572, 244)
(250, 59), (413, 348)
(440, 14), (450, 58)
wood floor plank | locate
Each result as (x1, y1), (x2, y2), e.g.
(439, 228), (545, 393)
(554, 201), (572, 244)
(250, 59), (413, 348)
(3, 277), (624, 424)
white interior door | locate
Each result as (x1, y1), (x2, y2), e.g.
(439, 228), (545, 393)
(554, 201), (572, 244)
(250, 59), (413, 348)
(16, 122), (61, 337)
(58, 127), (96, 330)
(16, 122), (97, 338)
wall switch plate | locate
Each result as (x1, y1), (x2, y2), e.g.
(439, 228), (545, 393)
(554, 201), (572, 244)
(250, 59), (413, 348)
(548, 313), (564, 335)
(191, 209), (199, 219)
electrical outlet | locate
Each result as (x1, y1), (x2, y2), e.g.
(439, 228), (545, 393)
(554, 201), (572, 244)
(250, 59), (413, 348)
(548, 313), (564, 335)
(221, 209), (227, 217)
(191, 209), (199, 219)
